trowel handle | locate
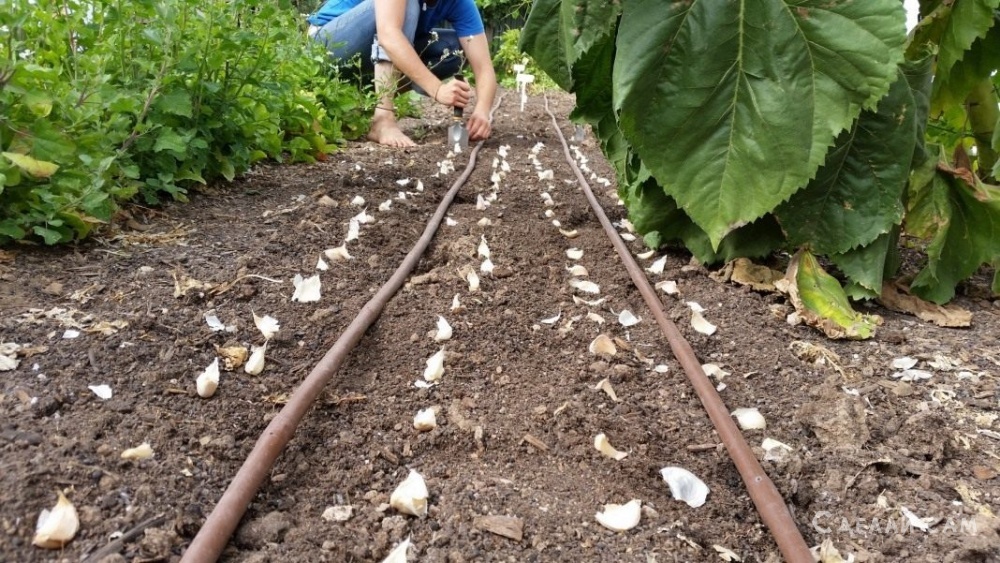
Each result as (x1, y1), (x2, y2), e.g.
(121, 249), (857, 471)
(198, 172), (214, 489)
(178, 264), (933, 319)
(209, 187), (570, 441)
(453, 74), (465, 118)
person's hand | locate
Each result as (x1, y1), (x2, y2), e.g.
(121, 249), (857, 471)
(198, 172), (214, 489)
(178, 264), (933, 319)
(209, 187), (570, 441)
(434, 78), (471, 108)
(468, 110), (491, 141)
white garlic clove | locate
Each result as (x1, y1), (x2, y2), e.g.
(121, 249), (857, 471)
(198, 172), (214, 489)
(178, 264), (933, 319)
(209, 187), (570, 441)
(593, 378), (620, 402)
(423, 349), (445, 382)
(325, 244), (353, 262)
(467, 271), (480, 292)
(291, 274), (322, 303)
(691, 310), (717, 335)
(413, 408), (437, 432)
(572, 295), (606, 307)
(702, 363), (729, 379)
(594, 433), (628, 460)
(637, 250), (656, 260)
(540, 312), (561, 325)
(196, 358), (220, 398)
(381, 538), (412, 563)
(559, 228), (579, 238)
(587, 312), (605, 325)
(544, 209), (555, 218)
(252, 312), (280, 340)
(476, 194), (489, 210)
(32, 491), (79, 549)
(379, 199), (393, 212)
(618, 310), (640, 327)
(316, 257), (329, 271)
(434, 316), (453, 342)
(566, 264), (588, 277)
(121, 442), (154, 460)
(88, 384), (113, 400)
(478, 236), (491, 259)
(565, 248), (584, 260)
(595, 499), (641, 532)
(389, 470), (428, 517)
(569, 278), (600, 294)
(588, 334), (617, 356)
(656, 280), (680, 296)
(346, 219), (360, 241)
(731, 408), (766, 430)
(352, 209), (374, 224)
(350, 195), (365, 206)
(450, 294), (464, 312)
(646, 256), (668, 274)
(660, 466), (710, 508)
(480, 258), (494, 275)
(245, 342), (267, 375)
(477, 217), (492, 227)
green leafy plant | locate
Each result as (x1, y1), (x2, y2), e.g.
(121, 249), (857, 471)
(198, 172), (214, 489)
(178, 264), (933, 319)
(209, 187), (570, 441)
(492, 28), (556, 90)
(0, 0), (368, 245)
(522, 0), (1000, 319)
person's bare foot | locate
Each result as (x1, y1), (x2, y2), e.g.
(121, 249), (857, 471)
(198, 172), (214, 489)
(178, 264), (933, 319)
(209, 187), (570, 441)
(368, 116), (416, 148)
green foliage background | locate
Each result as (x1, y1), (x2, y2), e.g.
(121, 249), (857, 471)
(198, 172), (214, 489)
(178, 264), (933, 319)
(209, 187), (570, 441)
(0, 0), (368, 245)
(522, 0), (1000, 307)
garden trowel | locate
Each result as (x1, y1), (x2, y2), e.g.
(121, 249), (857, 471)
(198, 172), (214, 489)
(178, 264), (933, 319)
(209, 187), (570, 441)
(448, 75), (469, 152)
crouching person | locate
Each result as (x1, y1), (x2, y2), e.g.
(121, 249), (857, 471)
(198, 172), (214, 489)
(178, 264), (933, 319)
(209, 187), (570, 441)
(307, 0), (497, 147)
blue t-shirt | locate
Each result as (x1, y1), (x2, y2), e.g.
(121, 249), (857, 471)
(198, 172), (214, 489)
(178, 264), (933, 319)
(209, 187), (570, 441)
(308, 0), (484, 37)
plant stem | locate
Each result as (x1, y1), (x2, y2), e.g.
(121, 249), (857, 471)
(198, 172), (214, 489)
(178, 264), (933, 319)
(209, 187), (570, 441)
(966, 78), (999, 182)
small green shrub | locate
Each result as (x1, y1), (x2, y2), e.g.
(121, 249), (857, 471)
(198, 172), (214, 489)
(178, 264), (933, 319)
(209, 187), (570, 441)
(492, 28), (556, 91)
(0, 0), (369, 244)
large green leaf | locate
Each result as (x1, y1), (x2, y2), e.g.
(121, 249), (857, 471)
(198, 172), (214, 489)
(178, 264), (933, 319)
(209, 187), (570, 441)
(930, 16), (1000, 114)
(567, 29), (616, 125)
(613, 0), (907, 248)
(830, 228), (900, 300)
(558, 0), (621, 66)
(520, 0), (573, 90)
(936, 0), (1000, 78)
(776, 69), (917, 254)
(906, 162), (1000, 303)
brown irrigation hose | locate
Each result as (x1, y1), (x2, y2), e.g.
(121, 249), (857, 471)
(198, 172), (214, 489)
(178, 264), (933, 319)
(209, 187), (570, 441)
(544, 98), (813, 563)
(180, 105), (500, 562)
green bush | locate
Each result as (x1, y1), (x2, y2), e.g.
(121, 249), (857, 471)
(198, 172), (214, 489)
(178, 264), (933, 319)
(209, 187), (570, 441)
(492, 28), (556, 91)
(0, 0), (369, 244)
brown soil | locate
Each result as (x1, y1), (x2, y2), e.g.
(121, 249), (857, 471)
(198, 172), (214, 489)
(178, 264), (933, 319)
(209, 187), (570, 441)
(2, 91), (1000, 563)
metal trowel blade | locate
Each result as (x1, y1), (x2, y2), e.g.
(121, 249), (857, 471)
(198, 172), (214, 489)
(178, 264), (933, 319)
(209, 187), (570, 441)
(449, 121), (469, 152)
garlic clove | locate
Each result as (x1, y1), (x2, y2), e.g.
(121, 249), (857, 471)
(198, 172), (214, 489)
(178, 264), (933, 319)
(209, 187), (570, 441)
(540, 312), (561, 325)
(346, 219), (360, 241)
(351, 195), (365, 206)
(291, 274), (322, 303)
(702, 363), (729, 379)
(618, 310), (640, 327)
(646, 256), (668, 274)
(637, 250), (656, 260)
(316, 257), (329, 271)
(252, 312), (280, 340)
(467, 271), (480, 292)
(593, 378), (620, 402)
(731, 408), (766, 430)
(656, 280), (679, 296)
(595, 499), (641, 532)
(324, 244), (353, 262)
(589, 334), (617, 356)
(434, 316), (453, 342)
(587, 312), (605, 324)
(594, 433), (628, 460)
(480, 258), (494, 275)
(572, 295), (606, 307)
(660, 466), (709, 508)
(379, 199), (392, 212)
(413, 408), (437, 431)
(389, 470), (428, 517)
(565, 248), (584, 260)
(196, 358), (220, 398)
(121, 442), (154, 460)
(569, 278), (600, 294)
(565, 264), (588, 277)
(559, 229), (579, 238)
(381, 538), (412, 563)
(33, 491), (79, 549)
(478, 236), (491, 259)
(423, 349), (445, 382)
(245, 342), (267, 375)
(450, 294), (463, 312)
(88, 384), (113, 400)
(691, 310), (717, 335)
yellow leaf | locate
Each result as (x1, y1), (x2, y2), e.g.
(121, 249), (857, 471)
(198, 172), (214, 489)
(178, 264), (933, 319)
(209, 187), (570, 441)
(2, 152), (59, 179)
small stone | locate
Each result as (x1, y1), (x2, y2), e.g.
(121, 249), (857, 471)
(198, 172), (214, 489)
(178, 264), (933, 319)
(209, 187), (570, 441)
(973, 466), (997, 480)
(234, 511), (292, 548)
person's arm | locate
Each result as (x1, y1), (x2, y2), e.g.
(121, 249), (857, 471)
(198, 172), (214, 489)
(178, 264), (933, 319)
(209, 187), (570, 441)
(374, 0), (470, 106)
(460, 32), (496, 141)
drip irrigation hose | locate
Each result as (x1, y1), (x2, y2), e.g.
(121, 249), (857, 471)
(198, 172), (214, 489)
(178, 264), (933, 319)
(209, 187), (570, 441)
(180, 97), (502, 563)
(544, 97), (813, 563)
